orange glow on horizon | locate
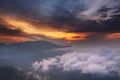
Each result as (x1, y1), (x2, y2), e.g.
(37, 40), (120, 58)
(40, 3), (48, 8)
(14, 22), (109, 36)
(1, 16), (90, 42)
(0, 35), (31, 43)
(106, 33), (120, 39)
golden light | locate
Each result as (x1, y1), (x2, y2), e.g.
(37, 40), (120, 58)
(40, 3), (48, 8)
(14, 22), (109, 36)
(106, 33), (120, 39)
(1, 15), (90, 42)
(0, 35), (31, 43)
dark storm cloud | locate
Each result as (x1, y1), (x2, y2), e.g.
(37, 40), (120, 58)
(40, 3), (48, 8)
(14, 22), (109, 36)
(0, 0), (120, 33)
(48, 0), (120, 32)
(0, 18), (25, 36)
(0, 0), (120, 43)
(0, 26), (24, 36)
(0, 0), (33, 14)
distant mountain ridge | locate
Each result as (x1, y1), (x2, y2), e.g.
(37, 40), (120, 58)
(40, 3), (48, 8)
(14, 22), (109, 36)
(0, 41), (66, 52)
(0, 41), (69, 67)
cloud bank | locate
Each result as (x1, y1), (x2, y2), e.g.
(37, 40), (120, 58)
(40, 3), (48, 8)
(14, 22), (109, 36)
(32, 51), (120, 75)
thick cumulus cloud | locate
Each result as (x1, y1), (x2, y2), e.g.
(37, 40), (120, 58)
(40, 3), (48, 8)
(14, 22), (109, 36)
(32, 50), (120, 75)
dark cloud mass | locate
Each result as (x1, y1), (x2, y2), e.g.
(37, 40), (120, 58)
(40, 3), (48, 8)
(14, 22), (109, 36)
(0, 25), (24, 36)
(0, 0), (120, 43)
(0, 0), (120, 31)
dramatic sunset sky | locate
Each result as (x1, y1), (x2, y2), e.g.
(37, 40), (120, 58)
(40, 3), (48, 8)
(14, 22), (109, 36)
(0, 0), (120, 44)
(0, 0), (120, 80)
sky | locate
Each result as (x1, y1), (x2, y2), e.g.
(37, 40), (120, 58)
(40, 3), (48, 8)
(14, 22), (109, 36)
(0, 0), (120, 80)
(0, 0), (120, 44)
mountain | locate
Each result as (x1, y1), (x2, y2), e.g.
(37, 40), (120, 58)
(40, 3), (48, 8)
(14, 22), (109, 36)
(0, 41), (66, 53)
(0, 41), (69, 67)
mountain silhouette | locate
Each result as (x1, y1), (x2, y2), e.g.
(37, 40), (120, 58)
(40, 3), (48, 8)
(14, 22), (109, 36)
(0, 41), (66, 53)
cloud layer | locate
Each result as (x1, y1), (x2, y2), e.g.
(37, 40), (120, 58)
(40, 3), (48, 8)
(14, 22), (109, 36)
(78, 0), (120, 22)
(0, 0), (120, 43)
(32, 50), (120, 75)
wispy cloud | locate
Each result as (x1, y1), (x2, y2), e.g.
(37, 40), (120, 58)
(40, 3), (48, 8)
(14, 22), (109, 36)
(78, 0), (120, 22)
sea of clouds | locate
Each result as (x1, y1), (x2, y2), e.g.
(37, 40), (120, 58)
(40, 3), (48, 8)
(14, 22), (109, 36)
(32, 48), (120, 75)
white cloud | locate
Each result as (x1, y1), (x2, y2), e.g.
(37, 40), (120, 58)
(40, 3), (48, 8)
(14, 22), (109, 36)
(32, 51), (120, 74)
(78, 0), (120, 22)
